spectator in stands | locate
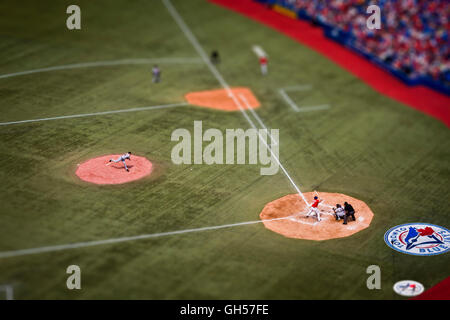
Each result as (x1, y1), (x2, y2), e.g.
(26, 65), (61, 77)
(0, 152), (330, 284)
(287, 0), (449, 88)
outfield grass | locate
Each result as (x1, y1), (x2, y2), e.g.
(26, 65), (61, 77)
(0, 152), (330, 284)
(0, 0), (448, 299)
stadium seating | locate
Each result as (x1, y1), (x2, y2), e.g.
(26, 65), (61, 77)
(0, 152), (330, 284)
(257, 0), (449, 95)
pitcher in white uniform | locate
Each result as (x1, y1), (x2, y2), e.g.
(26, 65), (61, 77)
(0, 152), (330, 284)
(109, 152), (132, 172)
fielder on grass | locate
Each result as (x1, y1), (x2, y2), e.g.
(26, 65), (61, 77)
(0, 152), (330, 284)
(152, 65), (161, 83)
(108, 152), (132, 172)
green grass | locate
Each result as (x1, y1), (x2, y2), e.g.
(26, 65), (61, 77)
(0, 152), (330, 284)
(0, 0), (448, 299)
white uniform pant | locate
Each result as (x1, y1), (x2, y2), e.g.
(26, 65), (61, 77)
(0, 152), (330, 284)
(111, 157), (128, 170)
(307, 207), (321, 221)
(260, 64), (268, 75)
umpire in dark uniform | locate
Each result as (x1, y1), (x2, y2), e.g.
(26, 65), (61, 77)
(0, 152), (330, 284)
(343, 201), (356, 225)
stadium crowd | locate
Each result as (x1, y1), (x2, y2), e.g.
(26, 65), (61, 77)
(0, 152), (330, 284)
(282, 0), (449, 88)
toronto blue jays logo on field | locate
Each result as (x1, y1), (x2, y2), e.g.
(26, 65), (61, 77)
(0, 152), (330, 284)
(384, 223), (450, 256)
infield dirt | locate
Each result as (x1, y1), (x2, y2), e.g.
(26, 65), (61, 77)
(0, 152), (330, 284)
(185, 87), (260, 111)
(260, 192), (374, 240)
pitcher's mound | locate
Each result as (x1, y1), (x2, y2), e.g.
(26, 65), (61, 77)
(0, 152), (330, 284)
(260, 192), (374, 241)
(185, 87), (260, 111)
(76, 155), (153, 185)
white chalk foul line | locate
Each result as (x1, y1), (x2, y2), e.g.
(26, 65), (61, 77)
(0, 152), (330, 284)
(0, 58), (203, 80)
(0, 102), (188, 126)
(238, 94), (278, 146)
(278, 86), (331, 112)
(0, 217), (290, 259)
(163, 0), (308, 206)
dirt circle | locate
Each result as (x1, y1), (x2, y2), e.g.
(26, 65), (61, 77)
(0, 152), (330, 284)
(75, 155), (153, 185)
(260, 192), (374, 240)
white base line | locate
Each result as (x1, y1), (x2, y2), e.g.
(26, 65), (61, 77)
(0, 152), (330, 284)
(0, 208), (334, 259)
(0, 102), (188, 126)
(0, 58), (203, 80)
(0, 217), (291, 259)
(163, 0), (308, 206)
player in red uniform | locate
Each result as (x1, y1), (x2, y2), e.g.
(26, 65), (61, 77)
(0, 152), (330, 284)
(306, 196), (322, 221)
(259, 56), (268, 75)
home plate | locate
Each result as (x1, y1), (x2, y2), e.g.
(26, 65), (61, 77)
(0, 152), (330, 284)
(259, 192), (374, 240)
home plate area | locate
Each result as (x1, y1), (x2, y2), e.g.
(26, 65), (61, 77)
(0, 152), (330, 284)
(259, 192), (374, 241)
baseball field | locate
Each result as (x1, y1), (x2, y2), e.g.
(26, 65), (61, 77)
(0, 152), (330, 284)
(0, 0), (448, 300)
